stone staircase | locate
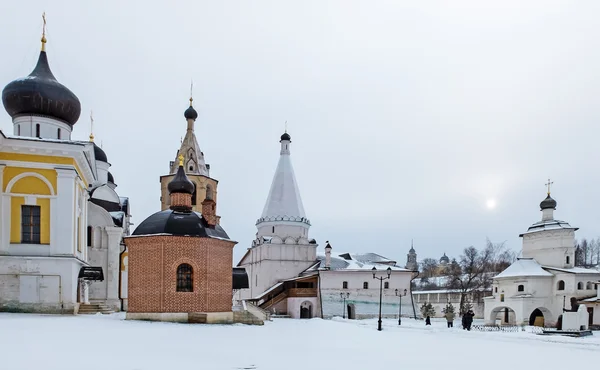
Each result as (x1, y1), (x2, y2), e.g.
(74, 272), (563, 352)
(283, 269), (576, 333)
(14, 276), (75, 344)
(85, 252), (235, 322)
(77, 303), (114, 315)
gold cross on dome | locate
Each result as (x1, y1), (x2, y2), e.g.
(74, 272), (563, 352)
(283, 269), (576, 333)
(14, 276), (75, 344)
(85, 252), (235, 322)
(178, 154), (184, 167)
(545, 178), (553, 195)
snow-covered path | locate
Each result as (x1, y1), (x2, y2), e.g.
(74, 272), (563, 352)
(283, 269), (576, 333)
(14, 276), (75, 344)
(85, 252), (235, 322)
(1, 313), (597, 370)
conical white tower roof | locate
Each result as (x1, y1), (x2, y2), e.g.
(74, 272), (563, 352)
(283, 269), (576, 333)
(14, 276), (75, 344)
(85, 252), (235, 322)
(259, 132), (308, 223)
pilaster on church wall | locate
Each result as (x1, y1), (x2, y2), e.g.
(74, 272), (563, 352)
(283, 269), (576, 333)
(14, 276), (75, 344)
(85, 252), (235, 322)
(105, 226), (123, 301)
(0, 164), (7, 252)
(53, 169), (77, 256)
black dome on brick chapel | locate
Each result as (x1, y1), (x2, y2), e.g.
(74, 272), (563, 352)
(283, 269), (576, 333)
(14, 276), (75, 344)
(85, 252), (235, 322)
(132, 210), (230, 239)
(2, 49), (81, 126)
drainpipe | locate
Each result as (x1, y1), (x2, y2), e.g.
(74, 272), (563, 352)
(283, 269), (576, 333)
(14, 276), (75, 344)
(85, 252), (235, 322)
(318, 270), (324, 318)
(410, 270), (420, 319)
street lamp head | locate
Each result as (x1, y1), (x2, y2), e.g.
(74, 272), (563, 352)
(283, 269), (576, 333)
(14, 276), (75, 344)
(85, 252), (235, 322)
(403, 288), (407, 296)
(372, 266), (376, 279)
(395, 288), (399, 295)
(386, 267), (392, 277)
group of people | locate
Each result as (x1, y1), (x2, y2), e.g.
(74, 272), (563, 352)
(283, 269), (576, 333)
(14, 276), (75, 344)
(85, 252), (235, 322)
(425, 310), (475, 330)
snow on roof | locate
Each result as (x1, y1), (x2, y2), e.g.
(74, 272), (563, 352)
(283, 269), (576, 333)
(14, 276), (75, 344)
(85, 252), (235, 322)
(252, 282), (283, 300)
(315, 253), (409, 271)
(494, 258), (553, 279)
(542, 266), (600, 274)
(519, 219), (578, 236)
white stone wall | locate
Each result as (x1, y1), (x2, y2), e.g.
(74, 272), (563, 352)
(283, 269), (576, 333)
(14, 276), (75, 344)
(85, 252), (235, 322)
(0, 256), (84, 313)
(287, 297), (319, 319)
(320, 270), (413, 319)
(522, 230), (576, 269)
(238, 242), (317, 299)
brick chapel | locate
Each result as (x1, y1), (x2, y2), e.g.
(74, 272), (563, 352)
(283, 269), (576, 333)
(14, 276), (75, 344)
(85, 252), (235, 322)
(124, 99), (246, 324)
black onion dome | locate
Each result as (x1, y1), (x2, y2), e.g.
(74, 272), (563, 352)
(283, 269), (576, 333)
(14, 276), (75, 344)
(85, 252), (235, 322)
(93, 143), (108, 163)
(184, 105), (198, 120)
(168, 164), (195, 194)
(540, 194), (557, 210)
(107, 172), (115, 183)
(2, 51), (81, 125)
(281, 132), (291, 141)
(132, 210), (230, 238)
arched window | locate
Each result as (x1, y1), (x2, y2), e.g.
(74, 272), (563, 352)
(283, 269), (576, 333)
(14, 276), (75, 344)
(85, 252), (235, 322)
(557, 280), (565, 291)
(494, 287), (498, 293)
(17, 124), (20, 135)
(342, 281), (348, 289)
(35, 124), (40, 138)
(363, 282), (369, 289)
(189, 165), (194, 171)
(587, 282), (594, 290)
(87, 226), (92, 247)
(57, 128), (61, 139)
(206, 184), (213, 200)
(384, 282), (389, 289)
(577, 282), (584, 290)
(517, 285), (524, 292)
(176, 264), (193, 292)
(566, 256), (570, 264)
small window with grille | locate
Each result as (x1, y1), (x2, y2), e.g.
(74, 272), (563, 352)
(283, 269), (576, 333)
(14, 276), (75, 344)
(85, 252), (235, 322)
(176, 264), (193, 292)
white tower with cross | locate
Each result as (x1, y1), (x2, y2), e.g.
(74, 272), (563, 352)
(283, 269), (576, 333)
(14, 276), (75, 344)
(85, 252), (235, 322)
(520, 180), (577, 268)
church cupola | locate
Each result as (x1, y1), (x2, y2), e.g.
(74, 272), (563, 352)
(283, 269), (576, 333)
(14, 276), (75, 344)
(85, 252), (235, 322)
(2, 14), (80, 140)
(184, 97), (198, 121)
(324, 241), (332, 269)
(540, 179), (557, 221)
(168, 155), (195, 212)
(280, 131), (291, 155)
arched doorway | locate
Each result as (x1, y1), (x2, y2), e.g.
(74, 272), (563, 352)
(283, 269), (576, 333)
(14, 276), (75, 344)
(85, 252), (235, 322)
(489, 306), (517, 325)
(300, 301), (313, 319)
(529, 307), (552, 327)
(347, 303), (356, 320)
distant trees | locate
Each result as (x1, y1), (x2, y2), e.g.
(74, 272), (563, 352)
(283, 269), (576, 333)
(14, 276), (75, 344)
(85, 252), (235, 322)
(445, 239), (515, 314)
(575, 238), (600, 267)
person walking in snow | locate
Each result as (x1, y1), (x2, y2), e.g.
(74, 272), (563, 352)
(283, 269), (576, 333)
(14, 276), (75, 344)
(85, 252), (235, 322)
(425, 316), (431, 325)
(445, 310), (455, 328)
(463, 310), (474, 331)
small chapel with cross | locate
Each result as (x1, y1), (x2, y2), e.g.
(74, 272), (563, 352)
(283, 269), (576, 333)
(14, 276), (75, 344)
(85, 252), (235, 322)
(484, 180), (600, 327)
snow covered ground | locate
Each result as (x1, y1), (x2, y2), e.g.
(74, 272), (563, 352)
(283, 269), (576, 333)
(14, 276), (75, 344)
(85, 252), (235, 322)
(1, 313), (598, 370)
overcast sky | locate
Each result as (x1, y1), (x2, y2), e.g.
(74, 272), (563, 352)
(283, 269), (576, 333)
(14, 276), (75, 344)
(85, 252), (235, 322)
(2, 1), (599, 265)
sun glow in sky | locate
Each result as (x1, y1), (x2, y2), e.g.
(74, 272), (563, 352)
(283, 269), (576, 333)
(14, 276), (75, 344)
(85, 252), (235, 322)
(486, 198), (497, 210)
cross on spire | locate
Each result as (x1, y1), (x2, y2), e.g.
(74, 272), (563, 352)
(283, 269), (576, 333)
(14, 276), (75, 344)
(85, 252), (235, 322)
(545, 178), (554, 195)
(189, 79), (194, 106)
(89, 111), (95, 142)
(41, 12), (47, 51)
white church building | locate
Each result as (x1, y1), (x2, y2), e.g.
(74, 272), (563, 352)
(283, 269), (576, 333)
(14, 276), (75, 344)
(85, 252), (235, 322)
(236, 132), (413, 319)
(484, 189), (600, 327)
(0, 23), (131, 314)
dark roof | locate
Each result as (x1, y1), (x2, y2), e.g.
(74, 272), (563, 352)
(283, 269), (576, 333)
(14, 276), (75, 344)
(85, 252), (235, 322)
(540, 194), (557, 210)
(107, 172), (115, 184)
(2, 50), (81, 125)
(233, 268), (249, 289)
(93, 142), (108, 163)
(90, 197), (121, 212)
(132, 209), (230, 239)
(184, 105), (198, 120)
(167, 165), (195, 194)
(280, 132), (291, 141)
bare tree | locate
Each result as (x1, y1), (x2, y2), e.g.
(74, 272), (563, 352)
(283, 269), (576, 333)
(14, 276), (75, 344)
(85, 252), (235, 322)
(420, 258), (439, 278)
(446, 239), (515, 314)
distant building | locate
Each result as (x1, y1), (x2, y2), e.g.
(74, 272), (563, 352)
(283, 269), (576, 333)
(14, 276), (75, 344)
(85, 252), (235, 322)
(484, 189), (600, 326)
(405, 241), (418, 271)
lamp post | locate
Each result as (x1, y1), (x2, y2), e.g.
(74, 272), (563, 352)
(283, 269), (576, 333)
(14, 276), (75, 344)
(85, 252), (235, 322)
(395, 288), (407, 325)
(372, 266), (392, 331)
(340, 292), (350, 319)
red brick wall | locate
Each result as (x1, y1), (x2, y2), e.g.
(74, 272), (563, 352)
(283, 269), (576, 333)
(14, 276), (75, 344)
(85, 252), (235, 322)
(126, 235), (235, 313)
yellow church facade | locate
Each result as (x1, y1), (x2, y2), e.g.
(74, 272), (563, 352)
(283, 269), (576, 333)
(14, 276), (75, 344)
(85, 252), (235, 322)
(0, 16), (132, 314)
